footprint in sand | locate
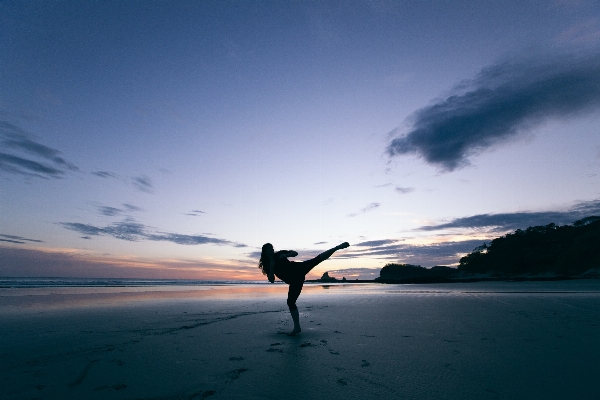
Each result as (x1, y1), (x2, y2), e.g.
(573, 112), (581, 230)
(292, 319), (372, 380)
(229, 356), (244, 361)
(337, 378), (347, 386)
(266, 348), (283, 353)
(94, 383), (127, 392)
(226, 368), (248, 380)
(68, 359), (99, 388)
(361, 360), (370, 367)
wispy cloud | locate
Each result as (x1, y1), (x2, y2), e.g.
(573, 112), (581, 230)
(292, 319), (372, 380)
(355, 239), (397, 247)
(348, 202), (380, 217)
(0, 234), (44, 244)
(96, 203), (142, 217)
(184, 209), (206, 217)
(123, 203), (143, 212)
(415, 199), (600, 232)
(395, 187), (414, 194)
(132, 175), (154, 193)
(92, 170), (117, 179)
(387, 52), (600, 171)
(558, 18), (600, 44)
(60, 218), (246, 247)
(98, 206), (122, 217)
(339, 239), (484, 267)
(0, 121), (78, 178)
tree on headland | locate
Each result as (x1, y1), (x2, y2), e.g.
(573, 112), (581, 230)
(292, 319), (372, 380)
(377, 263), (455, 281)
(458, 216), (600, 275)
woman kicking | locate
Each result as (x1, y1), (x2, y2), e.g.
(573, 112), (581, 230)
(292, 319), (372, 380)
(259, 242), (350, 336)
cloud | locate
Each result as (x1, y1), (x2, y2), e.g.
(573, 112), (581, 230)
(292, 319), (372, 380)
(184, 210), (206, 216)
(246, 250), (262, 259)
(338, 239), (484, 267)
(0, 121), (79, 178)
(92, 171), (117, 179)
(60, 218), (246, 247)
(123, 203), (143, 212)
(132, 175), (154, 193)
(0, 234), (43, 244)
(395, 187), (414, 194)
(416, 199), (600, 232)
(98, 206), (122, 217)
(355, 239), (397, 247)
(387, 52), (600, 171)
(96, 203), (142, 217)
(348, 202), (380, 217)
(0, 239), (24, 244)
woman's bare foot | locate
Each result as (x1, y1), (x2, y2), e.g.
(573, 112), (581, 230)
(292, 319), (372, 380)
(337, 242), (350, 250)
(287, 327), (302, 336)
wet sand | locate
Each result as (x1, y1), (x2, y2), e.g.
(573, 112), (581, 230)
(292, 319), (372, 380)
(1, 281), (599, 399)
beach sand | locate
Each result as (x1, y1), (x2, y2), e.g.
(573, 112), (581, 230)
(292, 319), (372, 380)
(1, 280), (599, 399)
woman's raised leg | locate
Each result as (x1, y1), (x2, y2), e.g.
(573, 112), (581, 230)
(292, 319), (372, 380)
(317, 242), (350, 262)
(300, 242), (350, 276)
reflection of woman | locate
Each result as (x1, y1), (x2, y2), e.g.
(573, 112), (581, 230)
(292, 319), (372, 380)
(259, 242), (350, 336)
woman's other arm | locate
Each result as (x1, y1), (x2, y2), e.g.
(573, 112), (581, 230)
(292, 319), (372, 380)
(268, 259), (275, 283)
(279, 250), (298, 258)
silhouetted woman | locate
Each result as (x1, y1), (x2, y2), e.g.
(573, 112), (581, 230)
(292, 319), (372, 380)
(259, 242), (350, 335)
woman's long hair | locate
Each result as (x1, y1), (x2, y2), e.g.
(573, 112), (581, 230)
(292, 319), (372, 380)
(258, 243), (273, 275)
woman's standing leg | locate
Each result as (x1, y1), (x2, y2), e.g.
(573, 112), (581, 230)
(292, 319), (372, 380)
(287, 281), (303, 336)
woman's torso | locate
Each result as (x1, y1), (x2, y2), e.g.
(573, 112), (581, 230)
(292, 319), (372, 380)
(272, 251), (300, 284)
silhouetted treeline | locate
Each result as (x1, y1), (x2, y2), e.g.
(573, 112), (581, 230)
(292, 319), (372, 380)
(376, 264), (455, 282)
(458, 216), (600, 275)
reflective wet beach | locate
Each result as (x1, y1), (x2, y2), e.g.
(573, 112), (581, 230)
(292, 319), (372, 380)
(1, 280), (599, 399)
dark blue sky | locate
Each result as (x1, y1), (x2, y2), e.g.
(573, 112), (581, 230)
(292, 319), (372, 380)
(1, 1), (600, 279)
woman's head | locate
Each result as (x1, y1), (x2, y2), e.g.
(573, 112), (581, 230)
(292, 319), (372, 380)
(258, 243), (274, 275)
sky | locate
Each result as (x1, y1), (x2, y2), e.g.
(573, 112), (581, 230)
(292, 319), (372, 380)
(2, 0), (600, 281)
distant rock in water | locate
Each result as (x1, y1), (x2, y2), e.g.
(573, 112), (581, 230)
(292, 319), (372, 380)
(319, 272), (338, 282)
(376, 264), (455, 282)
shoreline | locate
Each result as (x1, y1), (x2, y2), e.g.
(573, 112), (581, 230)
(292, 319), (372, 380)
(309, 274), (599, 285)
(1, 274), (598, 289)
